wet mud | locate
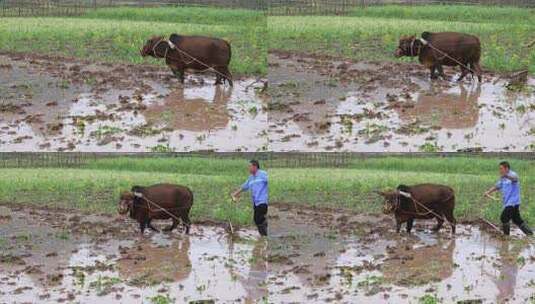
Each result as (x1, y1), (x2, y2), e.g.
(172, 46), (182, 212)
(268, 203), (535, 303)
(2, 203), (535, 303)
(0, 53), (268, 152)
(268, 52), (535, 152)
(0, 204), (267, 303)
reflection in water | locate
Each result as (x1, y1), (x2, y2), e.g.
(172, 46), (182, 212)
(117, 237), (191, 283)
(144, 85), (233, 132)
(486, 240), (527, 303)
(382, 239), (455, 285)
(230, 239), (269, 303)
(398, 84), (482, 129)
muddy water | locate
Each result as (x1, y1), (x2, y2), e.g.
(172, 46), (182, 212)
(268, 204), (535, 303)
(0, 54), (268, 152)
(0, 205), (267, 303)
(2, 204), (535, 303)
(268, 53), (535, 152)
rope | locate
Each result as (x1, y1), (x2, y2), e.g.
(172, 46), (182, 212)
(414, 38), (477, 75)
(133, 192), (184, 223)
(396, 191), (449, 224)
(152, 39), (231, 82)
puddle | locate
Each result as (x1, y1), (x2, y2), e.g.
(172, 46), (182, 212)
(268, 52), (535, 152)
(2, 203), (535, 303)
(0, 53), (268, 152)
(268, 203), (535, 303)
(0, 205), (268, 303)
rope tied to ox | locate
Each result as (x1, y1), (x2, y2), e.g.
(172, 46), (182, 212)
(412, 37), (477, 75)
(396, 190), (450, 224)
(152, 38), (232, 82)
(133, 191), (184, 223)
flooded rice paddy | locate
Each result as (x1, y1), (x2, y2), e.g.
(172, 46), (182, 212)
(1, 203), (534, 303)
(268, 52), (535, 152)
(0, 204), (267, 303)
(0, 53), (268, 152)
(268, 203), (535, 303)
(3, 51), (534, 153)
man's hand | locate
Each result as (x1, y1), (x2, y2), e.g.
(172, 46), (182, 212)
(231, 190), (241, 203)
(483, 187), (498, 200)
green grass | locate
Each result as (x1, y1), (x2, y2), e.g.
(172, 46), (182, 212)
(80, 6), (266, 27)
(268, 5), (535, 73)
(0, 7), (267, 76)
(0, 156), (534, 226)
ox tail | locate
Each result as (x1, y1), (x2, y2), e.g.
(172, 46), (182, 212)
(188, 188), (194, 206)
(224, 40), (232, 65)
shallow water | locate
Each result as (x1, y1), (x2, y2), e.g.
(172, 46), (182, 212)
(0, 55), (268, 152)
(268, 205), (535, 303)
(0, 206), (267, 303)
(268, 53), (535, 152)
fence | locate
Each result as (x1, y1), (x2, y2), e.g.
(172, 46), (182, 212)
(1, 152), (535, 169)
(2, 0), (534, 17)
(267, 0), (535, 15)
(0, 0), (267, 17)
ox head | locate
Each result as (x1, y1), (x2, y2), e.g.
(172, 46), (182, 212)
(140, 36), (167, 58)
(375, 190), (399, 214)
(118, 191), (135, 215)
(394, 35), (417, 58)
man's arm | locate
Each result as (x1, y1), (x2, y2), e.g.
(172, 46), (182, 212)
(484, 186), (498, 198)
(232, 178), (250, 202)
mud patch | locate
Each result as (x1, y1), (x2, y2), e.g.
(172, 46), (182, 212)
(0, 204), (268, 303)
(268, 52), (535, 152)
(0, 53), (268, 152)
(268, 203), (535, 303)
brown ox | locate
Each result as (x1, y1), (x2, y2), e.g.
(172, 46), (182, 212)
(377, 184), (456, 234)
(118, 183), (193, 234)
(395, 31), (482, 82)
(141, 34), (233, 86)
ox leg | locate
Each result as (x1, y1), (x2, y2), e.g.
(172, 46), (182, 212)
(444, 208), (457, 235)
(181, 213), (191, 234)
(219, 66), (233, 87)
(429, 66), (438, 80)
(139, 221), (146, 234)
(175, 70), (185, 84)
(458, 65), (469, 82)
(432, 217), (444, 232)
(395, 218), (402, 233)
(473, 62), (483, 82)
(215, 74), (223, 85)
(406, 218), (414, 234)
(163, 218), (178, 232)
(147, 219), (160, 233)
(436, 65), (448, 80)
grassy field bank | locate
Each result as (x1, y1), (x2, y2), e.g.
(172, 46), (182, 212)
(0, 156), (533, 226)
(0, 7), (267, 76)
(268, 5), (535, 73)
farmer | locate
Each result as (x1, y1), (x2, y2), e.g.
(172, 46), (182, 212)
(232, 160), (268, 237)
(483, 161), (533, 236)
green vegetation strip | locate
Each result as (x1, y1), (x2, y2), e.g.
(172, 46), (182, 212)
(268, 5), (535, 73)
(0, 156), (533, 226)
(0, 7), (267, 76)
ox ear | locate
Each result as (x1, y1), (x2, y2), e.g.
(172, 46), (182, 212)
(131, 185), (143, 193)
(169, 33), (182, 44)
(397, 184), (411, 193)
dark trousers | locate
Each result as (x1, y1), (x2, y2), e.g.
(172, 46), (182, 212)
(500, 205), (524, 226)
(254, 204), (268, 236)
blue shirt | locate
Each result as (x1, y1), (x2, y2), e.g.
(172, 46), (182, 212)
(241, 170), (268, 206)
(495, 170), (520, 208)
